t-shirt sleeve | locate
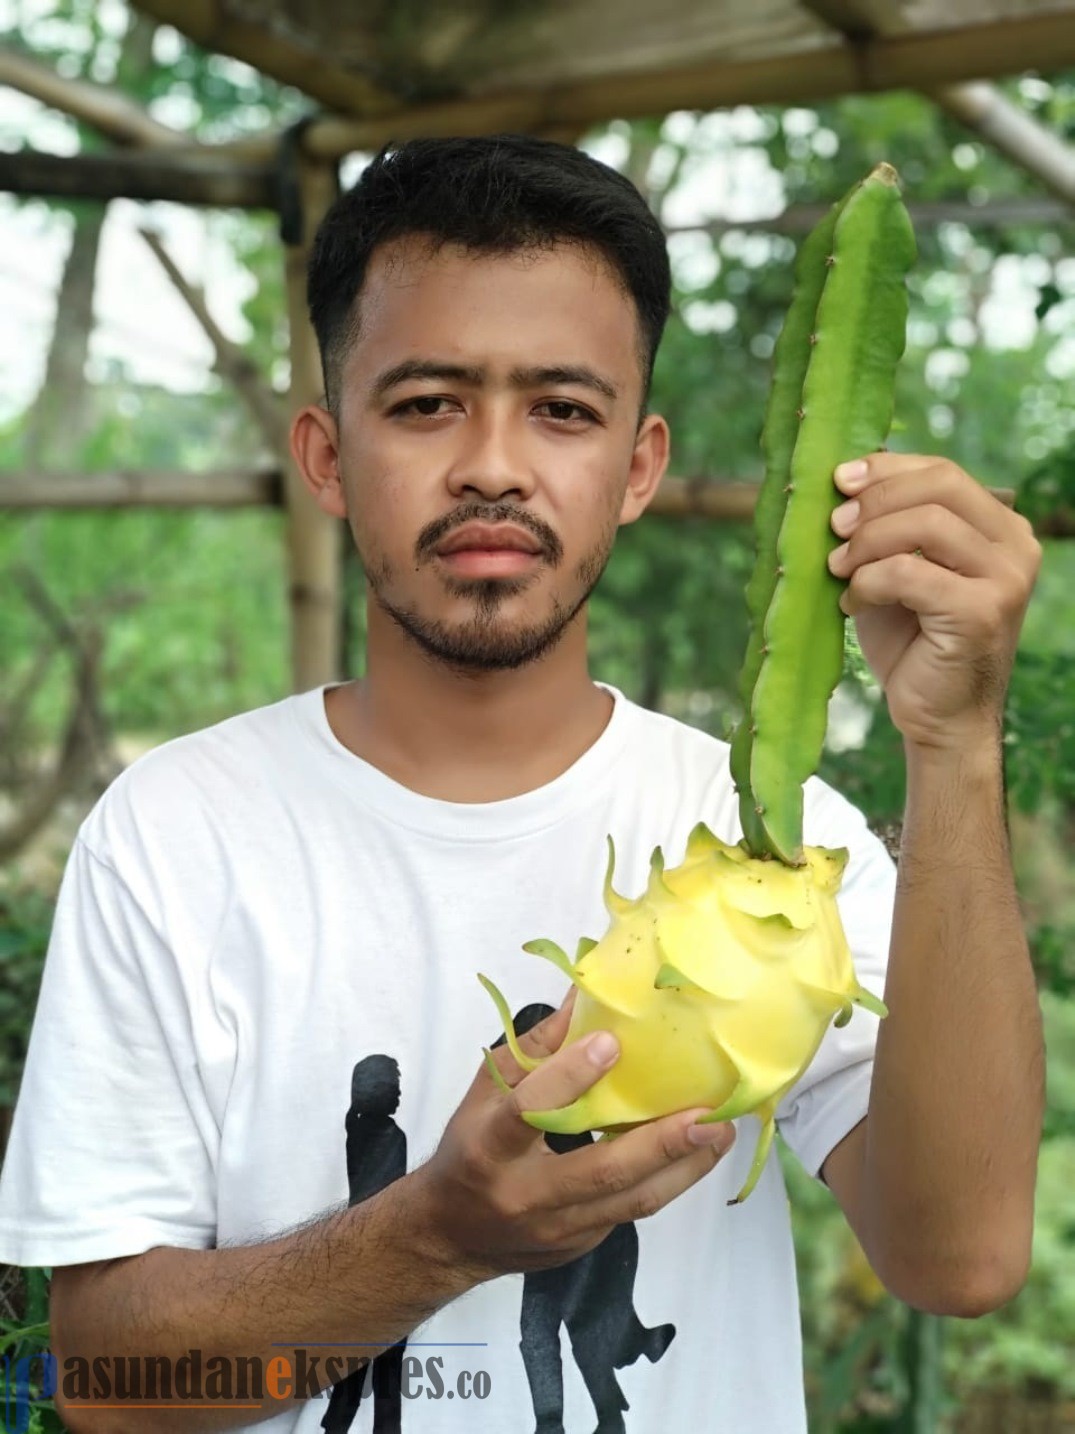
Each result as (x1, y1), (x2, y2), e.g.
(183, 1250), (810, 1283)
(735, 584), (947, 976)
(774, 778), (896, 1183)
(0, 836), (219, 1267)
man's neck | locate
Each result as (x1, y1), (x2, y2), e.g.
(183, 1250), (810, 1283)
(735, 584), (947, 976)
(323, 660), (614, 804)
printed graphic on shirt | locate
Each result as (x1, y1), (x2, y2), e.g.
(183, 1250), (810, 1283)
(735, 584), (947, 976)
(495, 1003), (677, 1434)
(322, 1055), (408, 1434)
(325, 1013), (675, 1433)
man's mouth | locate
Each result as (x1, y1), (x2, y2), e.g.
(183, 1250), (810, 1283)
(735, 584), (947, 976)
(434, 521), (545, 576)
(437, 548), (541, 577)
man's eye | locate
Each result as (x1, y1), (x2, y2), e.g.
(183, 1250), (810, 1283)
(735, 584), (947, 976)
(538, 401), (595, 423)
(395, 396), (453, 417)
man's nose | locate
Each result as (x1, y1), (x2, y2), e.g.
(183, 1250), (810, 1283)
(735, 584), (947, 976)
(446, 410), (536, 502)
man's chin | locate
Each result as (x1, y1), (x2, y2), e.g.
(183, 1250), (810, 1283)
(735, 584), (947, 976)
(380, 601), (575, 672)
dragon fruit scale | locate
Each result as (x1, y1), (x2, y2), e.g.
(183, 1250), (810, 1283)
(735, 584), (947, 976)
(479, 822), (886, 1205)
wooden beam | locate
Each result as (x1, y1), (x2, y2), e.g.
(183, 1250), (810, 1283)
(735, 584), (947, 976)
(12, 8), (1075, 173)
(0, 146), (277, 208)
(130, 0), (401, 119)
(0, 45), (188, 148)
(800, 0), (1075, 208)
(0, 469), (281, 508)
(666, 197), (1073, 237)
(282, 158), (344, 692)
(0, 471), (1027, 524)
(220, 11), (1075, 161)
(934, 83), (1075, 208)
(8, 148), (1070, 230)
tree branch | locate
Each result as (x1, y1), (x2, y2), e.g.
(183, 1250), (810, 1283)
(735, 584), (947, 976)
(138, 227), (287, 453)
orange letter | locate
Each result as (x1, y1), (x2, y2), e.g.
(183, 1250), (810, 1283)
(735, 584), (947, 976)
(265, 1356), (293, 1401)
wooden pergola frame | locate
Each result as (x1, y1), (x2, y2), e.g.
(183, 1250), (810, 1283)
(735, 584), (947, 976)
(1, 0), (1073, 691)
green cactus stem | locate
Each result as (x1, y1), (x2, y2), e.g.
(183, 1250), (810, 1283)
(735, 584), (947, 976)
(733, 162), (916, 865)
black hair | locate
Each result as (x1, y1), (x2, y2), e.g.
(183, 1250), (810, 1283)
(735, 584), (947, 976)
(306, 134), (671, 415)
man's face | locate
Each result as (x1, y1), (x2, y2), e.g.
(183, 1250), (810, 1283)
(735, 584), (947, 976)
(325, 236), (667, 673)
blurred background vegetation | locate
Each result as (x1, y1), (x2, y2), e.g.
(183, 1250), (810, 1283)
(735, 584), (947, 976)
(1, 2), (1074, 1430)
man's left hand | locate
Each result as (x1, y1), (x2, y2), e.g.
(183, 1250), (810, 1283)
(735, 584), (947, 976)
(827, 453), (1042, 751)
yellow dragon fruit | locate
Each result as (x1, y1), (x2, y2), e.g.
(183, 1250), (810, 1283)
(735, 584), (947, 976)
(479, 824), (886, 1204)
(479, 164), (912, 1204)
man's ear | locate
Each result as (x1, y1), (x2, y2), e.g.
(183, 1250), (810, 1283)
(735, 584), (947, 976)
(619, 412), (670, 526)
(290, 404), (347, 520)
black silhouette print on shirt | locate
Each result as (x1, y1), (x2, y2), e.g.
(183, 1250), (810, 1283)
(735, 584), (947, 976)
(493, 1003), (676, 1434)
(322, 1055), (408, 1434)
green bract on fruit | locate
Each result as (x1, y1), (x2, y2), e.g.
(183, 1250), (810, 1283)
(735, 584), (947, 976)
(479, 164), (912, 1204)
(480, 825), (887, 1205)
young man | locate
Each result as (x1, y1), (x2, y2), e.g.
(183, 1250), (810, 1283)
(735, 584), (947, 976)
(0, 136), (1044, 1433)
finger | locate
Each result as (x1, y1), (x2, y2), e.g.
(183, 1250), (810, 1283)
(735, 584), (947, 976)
(484, 1030), (620, 1161)
(839, 552), (979, 619)
(549, 1111), (737, 1237)
(548, 1106), (736, 1209)
(835, 457), (1016, 546)
(829, 504), (998, 581)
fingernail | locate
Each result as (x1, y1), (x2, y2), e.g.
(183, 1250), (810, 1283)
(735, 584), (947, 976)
(688, 1120), (734, 1148)
(828, 541), (850, 571)
(834, 458), (869, 486)
(831, 500), (859, 535)
(586, 1032), (618, 1066)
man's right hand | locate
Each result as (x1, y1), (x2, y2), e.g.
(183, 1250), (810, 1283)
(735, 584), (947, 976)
(411, 997), (736, 1280)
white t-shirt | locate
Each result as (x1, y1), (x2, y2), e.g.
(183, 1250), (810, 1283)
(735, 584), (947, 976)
(0, 680), (895, 1433)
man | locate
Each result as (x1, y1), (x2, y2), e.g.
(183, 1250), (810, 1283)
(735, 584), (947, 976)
(0, 135), (1044, 1433)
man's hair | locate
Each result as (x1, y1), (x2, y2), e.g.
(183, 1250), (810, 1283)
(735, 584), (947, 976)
(306, 134), (672, 416)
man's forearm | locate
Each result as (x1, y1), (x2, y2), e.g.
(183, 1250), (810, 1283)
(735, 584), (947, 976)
(53, 1167), (481, 1433)
(859, 731), (1045, 1310)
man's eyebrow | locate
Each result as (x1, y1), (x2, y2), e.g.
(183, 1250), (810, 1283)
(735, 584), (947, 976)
(509, 365), (619, 403)
(371, 359), (485, 398)
(369, 359), (619, 403)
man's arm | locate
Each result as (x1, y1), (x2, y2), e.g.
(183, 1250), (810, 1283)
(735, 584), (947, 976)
(822, 452), (1045, 1317)
(50, 1172), (474, 1433)
(51, 1000), (734, 1434)
(823, 734), (1044, 1316)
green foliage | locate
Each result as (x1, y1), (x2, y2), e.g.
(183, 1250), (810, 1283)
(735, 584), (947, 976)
(0, 888), (51, 1108)
(0, 1266), (63, 1432)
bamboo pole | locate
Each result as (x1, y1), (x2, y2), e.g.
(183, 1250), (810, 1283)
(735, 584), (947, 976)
(282, 158), (344, 693)
(175, 11), (1075, 161)
(130, 0), (401, 117)
(9, 8), (1075, 173)
(0, 45), (188, 148)
(0, 147), (277, 208)
(0, 468), (281, 507)
(666, 197), (1072, 237)
(0, 470), (1024, 520)
(801, 0), (1075, 208)
(934, 83), (1075, 207)
(5, 147), (1070, 230)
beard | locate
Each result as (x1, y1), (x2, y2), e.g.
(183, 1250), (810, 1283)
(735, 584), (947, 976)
(358, 518), (618, 674)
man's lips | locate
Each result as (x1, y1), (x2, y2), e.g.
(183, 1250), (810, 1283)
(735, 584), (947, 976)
(435, 522), (544, 556)
(433, 522), (545, 576)
(437, 548), (541, 576)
